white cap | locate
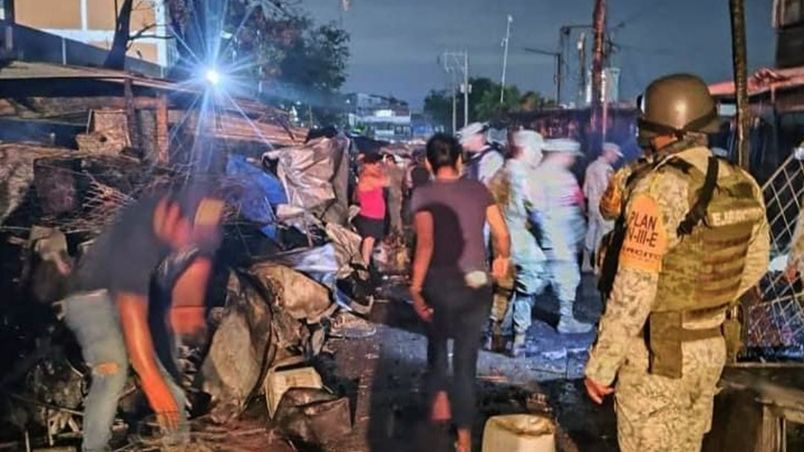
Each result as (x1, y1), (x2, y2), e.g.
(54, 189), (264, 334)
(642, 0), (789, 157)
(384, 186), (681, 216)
(543, 138), (582, 156)
(512, 130), (544, 167)
(511, 130), (544, 152)
(602, 142), (623, 157)
(457, 122), (487, 144)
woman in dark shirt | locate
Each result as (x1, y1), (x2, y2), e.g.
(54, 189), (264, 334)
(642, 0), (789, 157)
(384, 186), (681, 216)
(409, 134), (510, 452)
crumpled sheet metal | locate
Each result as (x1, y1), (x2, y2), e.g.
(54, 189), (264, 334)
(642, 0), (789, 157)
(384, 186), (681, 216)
(248, 261), (336, 324)
(201, 270), (275, 423)
(325, 222), (365, 277)
(265, 135), (349, 221)
(200, 263), (334, 422)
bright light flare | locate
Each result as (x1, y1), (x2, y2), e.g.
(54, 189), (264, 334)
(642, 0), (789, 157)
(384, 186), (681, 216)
(205, 68), (221, 86)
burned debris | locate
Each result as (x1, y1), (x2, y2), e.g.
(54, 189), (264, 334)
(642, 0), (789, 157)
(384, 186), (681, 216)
(0, 61), (372, 451)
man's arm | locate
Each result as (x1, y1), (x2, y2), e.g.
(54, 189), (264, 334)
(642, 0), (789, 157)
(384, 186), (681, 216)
(585, 173), (687, 395)
(486, 204), (511, 280)
(116, 293), (180, 430)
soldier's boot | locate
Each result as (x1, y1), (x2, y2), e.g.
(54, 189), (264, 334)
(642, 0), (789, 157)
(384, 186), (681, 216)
(557, 299), (593, 334)
(510, 333), (527, 358)
(483, 322), (507, 352)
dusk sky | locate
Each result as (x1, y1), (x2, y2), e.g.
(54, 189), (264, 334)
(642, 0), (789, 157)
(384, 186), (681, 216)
(306, 0), (776, 109)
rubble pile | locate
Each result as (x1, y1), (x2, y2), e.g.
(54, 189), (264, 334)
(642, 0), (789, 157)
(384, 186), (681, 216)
(0, 132), (377, 450)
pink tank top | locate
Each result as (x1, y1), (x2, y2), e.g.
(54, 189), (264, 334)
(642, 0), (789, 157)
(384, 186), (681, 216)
(358, 187), (386, 220)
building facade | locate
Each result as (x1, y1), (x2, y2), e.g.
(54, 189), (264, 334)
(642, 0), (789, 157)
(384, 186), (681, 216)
(345, 93), (412, 141)
(1, 0), (171, 67)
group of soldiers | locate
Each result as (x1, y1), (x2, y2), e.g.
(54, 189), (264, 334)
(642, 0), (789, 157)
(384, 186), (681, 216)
(458, 119), (623, 357)
(464, 73), (773, 452)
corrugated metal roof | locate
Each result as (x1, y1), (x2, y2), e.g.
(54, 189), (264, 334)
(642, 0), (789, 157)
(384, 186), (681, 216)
(0, 61), (306, 145)
(709, 66), (804, 98)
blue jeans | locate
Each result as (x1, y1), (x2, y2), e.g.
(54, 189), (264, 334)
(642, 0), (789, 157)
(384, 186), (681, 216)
(64, 290), (188, 452)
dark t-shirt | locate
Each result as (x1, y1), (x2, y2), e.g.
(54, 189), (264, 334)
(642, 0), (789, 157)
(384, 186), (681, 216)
(410, 178), (494, 274)
(410, 166), (430, 189)
(71, 196), (170, 296)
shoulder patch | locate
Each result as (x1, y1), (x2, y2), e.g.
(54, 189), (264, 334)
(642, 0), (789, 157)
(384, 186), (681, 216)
(619, 195), (668, 273)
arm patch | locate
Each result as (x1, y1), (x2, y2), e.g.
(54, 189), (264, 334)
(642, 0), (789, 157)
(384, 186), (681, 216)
(619, 195), (668, 273)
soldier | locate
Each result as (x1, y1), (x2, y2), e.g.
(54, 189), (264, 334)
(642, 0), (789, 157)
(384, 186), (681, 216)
(486, 130), (550, 355)
(584, 74), (771, 452)
(583, 142), (623, 271)
(531, 139), (592, 334)
(457, 122), (505, 186)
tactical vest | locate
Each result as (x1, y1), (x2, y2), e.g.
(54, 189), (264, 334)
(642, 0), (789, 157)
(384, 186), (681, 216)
(647, 155), (764, 378)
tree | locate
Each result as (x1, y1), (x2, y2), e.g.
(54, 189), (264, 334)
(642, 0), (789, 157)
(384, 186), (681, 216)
(424, 78), (538, 127)
(423, 89), (453, 130)
(474, 84), (521, 121)
(164, 0), (350, 124)
(105, 0), (135, 69)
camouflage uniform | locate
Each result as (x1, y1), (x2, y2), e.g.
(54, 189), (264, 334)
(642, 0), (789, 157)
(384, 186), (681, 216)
(531, 158), (588, 332)
(585, 146), (770, 452)
(584, 157), (615, 258)
(489, 159), (549, 336)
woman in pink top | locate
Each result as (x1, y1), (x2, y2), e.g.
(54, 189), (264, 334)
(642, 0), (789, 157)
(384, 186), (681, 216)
(355, 153), (389, 265)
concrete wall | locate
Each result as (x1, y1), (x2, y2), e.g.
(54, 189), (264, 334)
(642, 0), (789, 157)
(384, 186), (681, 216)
(4, 21), (165, 78)
(12, 0), (170, 67)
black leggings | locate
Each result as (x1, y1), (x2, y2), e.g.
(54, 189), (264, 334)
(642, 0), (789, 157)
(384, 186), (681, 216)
(423, 275), (492, 428)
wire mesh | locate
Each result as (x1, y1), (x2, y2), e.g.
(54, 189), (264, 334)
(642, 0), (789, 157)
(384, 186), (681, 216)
(745, 149), (804, 352)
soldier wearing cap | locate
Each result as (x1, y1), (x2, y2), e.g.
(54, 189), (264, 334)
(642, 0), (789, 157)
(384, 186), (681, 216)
(457, 122), (505, 186)
(530, 138), (593, 334)
(486, 130), (550, 355)
(584, 73), (770, 452)
(584, 142), (623, 271)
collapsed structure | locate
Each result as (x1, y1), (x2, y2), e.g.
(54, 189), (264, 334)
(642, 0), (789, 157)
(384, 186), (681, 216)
(0, 61), (372, 449)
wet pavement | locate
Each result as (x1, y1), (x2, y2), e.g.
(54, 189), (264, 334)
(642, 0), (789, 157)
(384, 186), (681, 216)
(321, 272), (619, 452)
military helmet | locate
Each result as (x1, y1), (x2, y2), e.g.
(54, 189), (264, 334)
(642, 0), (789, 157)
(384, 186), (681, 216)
(637, 74), (720, 143)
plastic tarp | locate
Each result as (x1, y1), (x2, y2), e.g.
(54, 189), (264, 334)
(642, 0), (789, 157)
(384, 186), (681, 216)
(270, 244), (351, 309)
(224, 153), (287, 238)
(264, 135), (350, 225)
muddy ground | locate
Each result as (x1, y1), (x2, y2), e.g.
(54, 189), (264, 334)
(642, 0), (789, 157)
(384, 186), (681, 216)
(0, 273), (617, 452)
(315, 273), (618, 452)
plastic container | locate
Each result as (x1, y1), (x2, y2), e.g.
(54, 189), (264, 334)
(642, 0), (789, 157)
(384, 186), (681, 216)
(481, 414), (556, 452)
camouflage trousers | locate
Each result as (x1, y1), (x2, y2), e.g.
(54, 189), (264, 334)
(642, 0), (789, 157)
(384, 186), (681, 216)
(615, 336), (726, 452)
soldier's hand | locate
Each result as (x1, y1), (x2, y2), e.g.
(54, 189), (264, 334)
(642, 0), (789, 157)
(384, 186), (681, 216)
(584, 377), (614, 404)
(784, 261), (799, 283)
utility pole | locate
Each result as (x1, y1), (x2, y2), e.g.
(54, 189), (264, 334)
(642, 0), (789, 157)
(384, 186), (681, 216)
(590, 0), (607, 159)
(523, 47), (562, 104)
(578, 32), (587, 106)
(591, 0), (607, 134)
(729, 0), (750, 169)
(2, 0), (15, 56)
(500, 15), (513, 104)
(463, 51), (469, 127)
(442, 50), (470, 132)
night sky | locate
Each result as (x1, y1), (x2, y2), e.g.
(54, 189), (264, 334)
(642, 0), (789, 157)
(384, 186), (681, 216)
(307, 0), (776, 109)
